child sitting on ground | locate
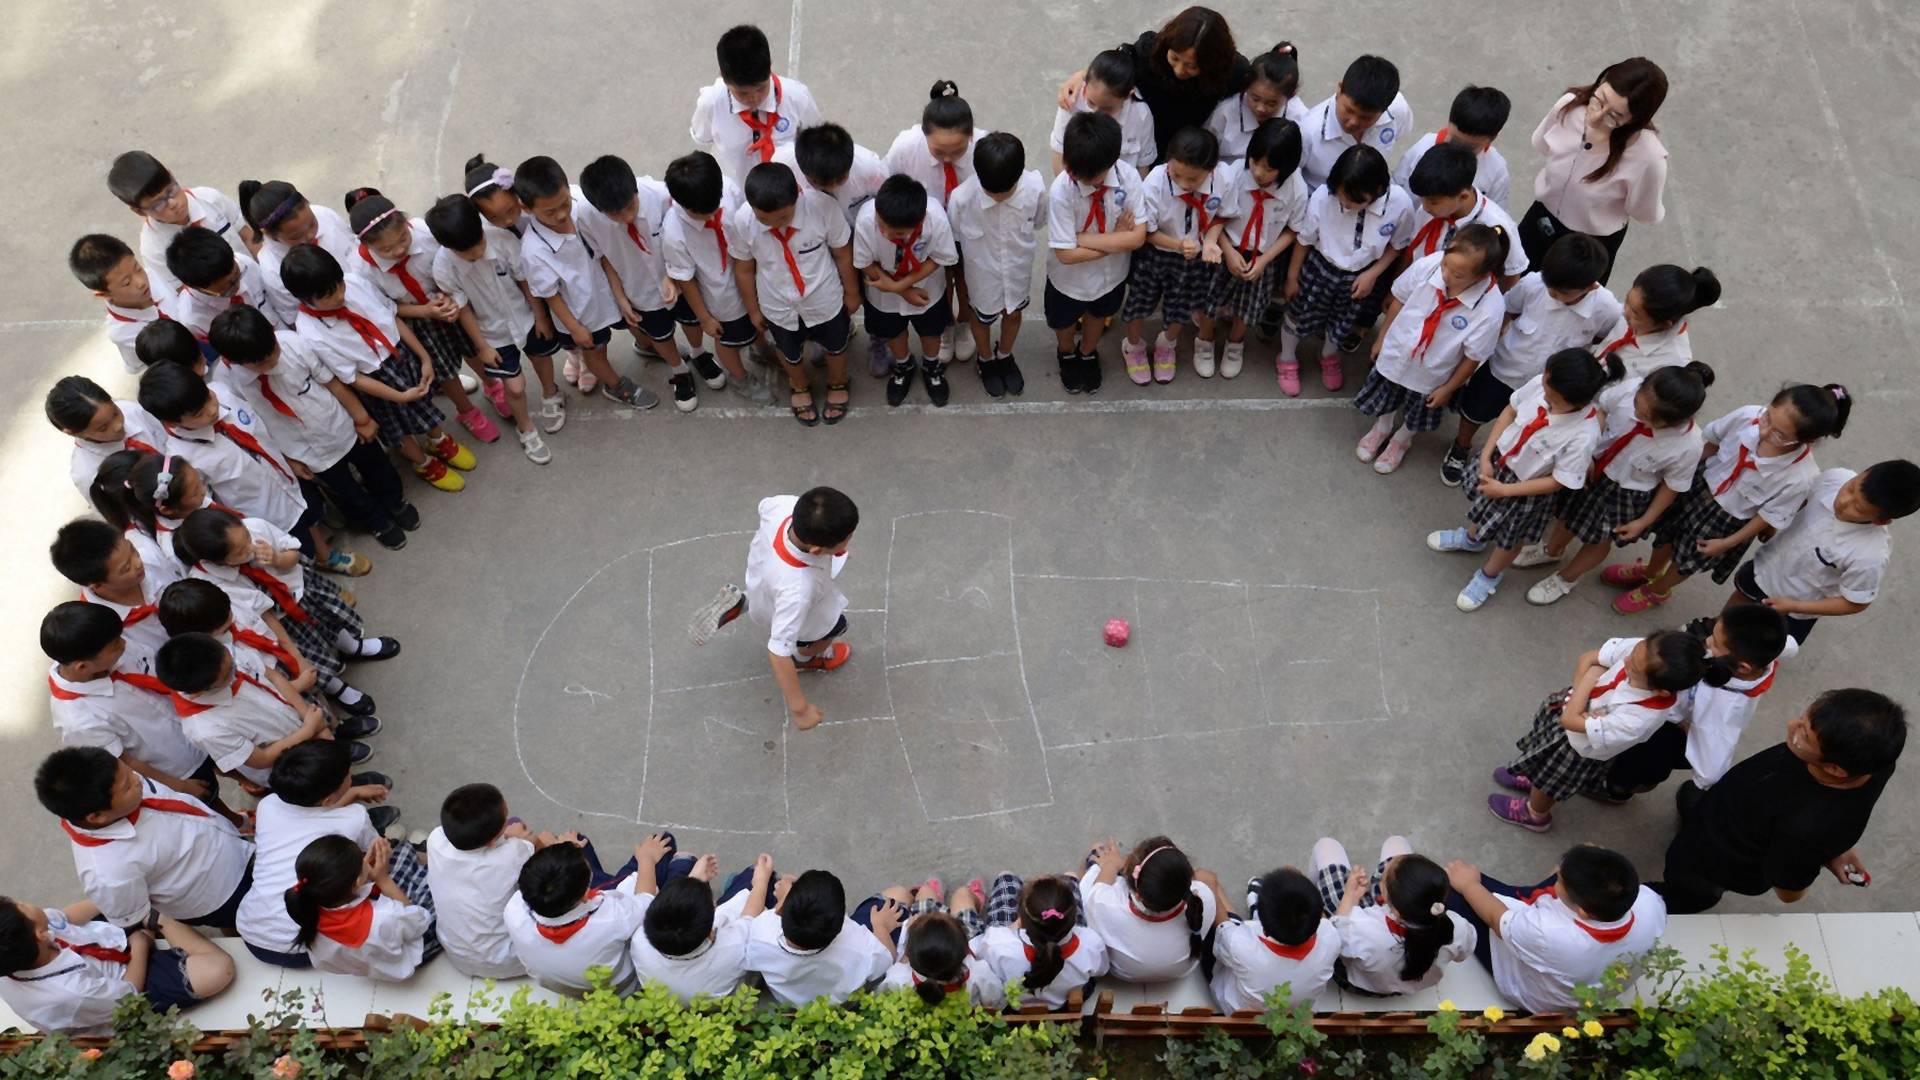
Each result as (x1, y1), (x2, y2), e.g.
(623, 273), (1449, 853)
(880, 890), (1006, 1009)
(743, 869), (901, 1005)
(1209, 866), (1338, 1012)
(1312, 836), (1475, 996)
(426, 782), (546, 979)
(0, 896), (233, 1036)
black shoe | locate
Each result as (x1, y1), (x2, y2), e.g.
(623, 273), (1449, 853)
(1080, 352), (1103, 395)
(885, 360), (916, 407)
(979, 355), (1007, 398)
(349, 636), (402, 662)
(1583, 785), (1635, 805)
(668, 371), (697, 411)
(333, 689), (378, 717)
(368, 804), (402, 835)
(336, 715), (383, 740)
(1337, 329), (1366, 353)
(1058, 350), (1083, 394)
(688, 351), (727, 389)
(348, 741), (374, 765)
(394, 503), (421, 532)
(923, 361), (951, 407)
(1440, 445), (1472, 488)
(373, 523), (408, 550)
(353, 771), (395, 791)
(1002, 353), (1025, 396)
(1254, 300), (1285, 342)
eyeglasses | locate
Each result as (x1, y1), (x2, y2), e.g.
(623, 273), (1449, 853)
(136, 182), (182, 215)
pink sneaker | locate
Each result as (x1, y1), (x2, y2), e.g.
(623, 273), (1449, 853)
(1488, 794), (1552, 833)
(1276, 361), (1302, 397)
(1493, 767), (1533, 793)
(577, 368), (600, 394)
(1601, 561), (1655, 588)
(484, 379), (510, 418)
(1319, 355), (1345, 391)
(1612, 584), (1672, 614)
(1151, 337), (1177, 383)
(915, 877), (943, 901)
(562, 354), (581, 386)
(1356, 425), (1390, 463)
(456, 407), (501, 443)
(1372, 435), (1411, 474)
(1122, 339), (1151, 385)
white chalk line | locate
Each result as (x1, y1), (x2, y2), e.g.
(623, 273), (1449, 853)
(786, 0), (803, 75)
(636, 552), (656, 823)
(657, 672), (773, 694)
(885, 650), (1017, 671)
(1047, 715), (1391, 752)
(1015, 571), (1379, 594)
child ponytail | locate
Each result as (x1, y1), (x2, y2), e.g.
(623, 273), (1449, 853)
(1381, 855), (1455, 982)
(1249, 41), (1301, 98)
(1633, 264), (1720, 327)
(1125, 837), (1204, 959)
(922, 81), (973, 135)
(346, 190), (406, 241)
(1643, 361), (1714, 426)
(240, 180), (304, 237)
(1542, 346), (1619, 409)
(463, 154), (512, 200)
(1018, 877), (1079, 991)
(89, 449), (165, 537)
(283, 835), (363, 949)
(904, 912), (970, 1006)
(1773, 383), (1851, 442)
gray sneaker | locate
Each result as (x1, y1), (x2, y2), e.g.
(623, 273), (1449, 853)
(730, 370), (775, 406)
(538, 394), (567, 434)
(602, 377), (659, 410)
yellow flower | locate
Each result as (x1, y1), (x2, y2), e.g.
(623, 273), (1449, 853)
(1541, 1034), (1562, 1053)
(1524, 1041), (1547, 1062)
(1437, 998), (1457, 1012)
(1482, 1005), (1506, 1023)
(1583, 1019), (1605, 1038)
(1563, 1025), (1580, 1038)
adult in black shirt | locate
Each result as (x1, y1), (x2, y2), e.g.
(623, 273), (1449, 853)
(1657, 688), (1906, 914)
(1056, 6), (1252, 163)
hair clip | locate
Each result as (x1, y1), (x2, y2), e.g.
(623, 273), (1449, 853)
(1430, 900), (1447, 917)
(1830, 386), (1848, 400)
(293, 877), (307, 891)
(153, 470), (173, 501)
(353, 205), (403, 238)
(1040, 907), (1063, 920)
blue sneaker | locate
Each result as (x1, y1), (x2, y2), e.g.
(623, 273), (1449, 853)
(1456, 570), (1504, 612)
(1426, 527), (1488, 553)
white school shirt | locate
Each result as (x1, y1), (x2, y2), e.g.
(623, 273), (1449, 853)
(742, 494), (849, 658)
(1205, 91), (1310, 164)
(1682, 638), (1796, 788)
(1699, 406), (1819, 526)
(188, 517), (305, 632)
(78, 580), (169, 678)
(1592, 378), (1705, 492)
(294, 274), (405, 384)
(353, 218), (446, 311)
(48, 663), (206, 779)
(885, 126), (986, 208)
(1140, 162), (1240, 242)
(504, 876), (648, 996)
(880, 953), (1007, 1008)
(1332, 906), (1477, 996)
(425, 828), (532, 979)
(163, 397), (306, 533)
(257, 205), (360, 327)
(949, 171), (1048, 316)
(1490, 276), (1621, 387)
(104, 300), (174, 373)
(1298, 92), (1416, 189)
(1296, 183), (1415, 273)
(1566, 636), (1686, 760)
(976, 924), (1108, 1009)
(431, 225), (535, 349)
(690, 75), (823, 184)
(627, 887), (753, 1002)
(1079, 864), (1218, 981)
(1531, 93), (1668, 235)
(1208, 916), (1341, 1013)
(123, 526), (186, 593)
(726, 189), (853, 330)
(227, 333), (357, 472)
(141, 186), (253, 298)
(1597, 315), (1692, 379)
(575, 178), (676, 313)
(1403, 190), (1529, 277)
(1217, 166), (1309, 257)
(1053, 90), (1159, 172)
(853, 197), (960, 316)
(1392, 130), (1513, 210)
(522, 200), (624, 333)
(0, 912), (137, 1035)
(1755, 468), (1889, 605)
(69, 400), (171, 506)
(62, 774), (251, 926)
(743, 910), (892, 1005)
(772, 140), (890, 227)
(307, 887), (433, 980)
(1491, 885), (1667, 1013)
(1044, 161), (1147, 300)
(170, 257), (272, 341)
(237, 796), (378, 954)
(1489, 375), (1601, 486)
(660, 180), (750, 323)
(1374, 252), (1503, 393)
(175, 642), (303, 786)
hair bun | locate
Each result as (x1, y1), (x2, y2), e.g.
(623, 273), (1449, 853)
(463, 153), (489, 173)
(1273, 41), (1295, 56)
(1684, 359), (1716, 389)
(930, 79), (959, 100)
(1828, 383), (1848, 401)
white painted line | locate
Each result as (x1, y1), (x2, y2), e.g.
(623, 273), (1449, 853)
(786, 0), (804, 75)
(0, 319), (94, 330)
(656, 672), (774, 694)
(885, 650), (1017, 670)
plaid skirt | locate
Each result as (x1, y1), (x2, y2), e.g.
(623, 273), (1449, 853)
(388, 840), (442, 960)
(1121, 245), (1216, 326)
(1204, 251), (1283, 325)
(1285, 249), (1368, 342)
(1465, 463), (1558, 549)
(904, 895), (985, 940)
(406, 315), (474, 383)
(1312, 859), (1387, 919)
(1509, 690), (1612, 800)
(279, 560), (365, 683)
(985, 873), (1088, 929)
(360, 350), (446, 449)
(1353, 369), (1448, 431)
(1650, 473), (1753, 582)
(1556, 474), (1657, 546)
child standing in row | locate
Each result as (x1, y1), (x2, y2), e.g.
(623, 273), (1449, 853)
(1206, 43), (1307, 163)
(1121, 127), (1233, 385)
(48, 375), (171, 508)
(886, 81), (985, 367)
(69, 234), (172, 373)
(774, 123), (890, 228)
(1392, 86), (1514, 210)
(49, 520), (170, 669)
(1052, 49), (1158, 177)
(949, 133), (1043, 398)
(164, 225), (273, 345)
(1046, 112), (1148, 395)
(1598, 264), (1719, 379)
(692, 24), (823, 185)
(661, 152), (772, 405)
(1402, 143), (1528, 281)
(856, 176), (961, 408)
(240, 180), (359, 328)
(733, 163), (861, 426)
(1296, 55), (1414, 190)
(1206, 119), (1307, 380)
(109, 151), (256, 299)
(1279, 145), (1413, 397)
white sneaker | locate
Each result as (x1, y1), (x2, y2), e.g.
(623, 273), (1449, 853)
(936, 331), (955, 363)
(688, 583), (745, 645)
(539, 394), (567, 434)
(1220, 341), (1244, 379)
(1193, 338), (1217, 378)
(1526, 573), (1578, 606)
(458, 370), (481, 394)
(1512, 542), (1560, 569)
(519, 429), (552, 465)
(954, 325), (976, 362)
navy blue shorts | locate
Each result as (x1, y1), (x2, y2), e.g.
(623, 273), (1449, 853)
(524, 327), (566, 357)
(971, 297), (1029, 325)
(142, 945), (200, 1010)
(769, 310), (854, 363)
(863, 300), (952, 342)
(669, 296), (758, 348)
(851, 895), (903, 946)
(589, 323), (621, 348)
(796, 614), (849, 648)
(181, 856), (252, 929)
(487, 344), (525, 379)
(1043, 280), (1126, 330)
(1454, 364), (1519, 426)
(627, 306), (677, 342)
(1733, 561), (1818, 643)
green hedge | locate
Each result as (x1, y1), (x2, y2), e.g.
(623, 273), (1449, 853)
(4, 945), (1918, 1078)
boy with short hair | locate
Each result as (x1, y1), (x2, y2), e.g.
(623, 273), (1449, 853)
(426, 782), (559, 979)
(1297, 55), (1415, 190)
(856, 175), (962, 407)
(503, 833), (691, 996)
(1403, 143), (1528, 280)
(688, 487), (860, 733)
(774, 122), (890, 228)
(949, 132), (1044, 398)
(158, 578), (317, 706)
(47, 374), (172, 510)
(68, 233), (172, 373)
(663, 151), (773, 405)
(1046, 111), (1149, 395)
(743, 868), (898, 1005)
(1444, 844), (1666, 1012)
(107, 150), (255, 300)
(165, 225), (274, 344)
(0, 895), (233, 1036)
(155, 631), (346, 786)
(50, 519), (169, 669)
(137, 361), (314, 544)
(631, 853), (776, 1002)
(692, 24), (824, 184)
(33, 746), (254, 930)
(1734, 460), (1920, 643)
(733, 162), (861, 425)
(1393, 85), (1514, 210)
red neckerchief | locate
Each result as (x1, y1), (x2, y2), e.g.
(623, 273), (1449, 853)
(1237, 189), (1273, 251)
(1177, 191), (1213, 236)
(703, 208), (730, 264)
(1127, 896), (1185, 923)
(1259, 931), (1318, 960)
(770, 517), (811, 568)
(56, 938), (131, 965)
(112, 670), (172, 695)
(941, 161), (959, 204)
(300, 304), (393, 360)
(1498, 406), (1551, 469)
(1713, 419), (1810, 497)
(910, 967), (970, 993)
(535, 890), (603, 944)
(317, 897), (377, 947)
(1081, 185), (1110, 233)
(124, 436), (161, 455)
(239, 563), (312, 623)
(888, 222), (924, 279)
(1517, 885), (1636, 943)
(1412, 286), (1470, 360)
(1592, 422), (1654, 475)
(233, 626), (302, 677)
(107, 306), (173, 325)
(1022, 932), (1081, 962)
(1384, 914), (1408, 937)
(737, 75), (785, 164)
(624, 220), (651, 254)
(254, 375), (301, 421)
(1590, 668), (1677, 712)
(79, 591), (157, 628)
(770, 226), (807, 295)
(171, 666), (294, 718)
(212, 420), (294, 482)
(59, 795), (211, 847)
(1738, 662), (1779, 698)
(359, 244), (429, 304)
(1407, 215), (1452, 258)
(1600, 327), (1636, 356)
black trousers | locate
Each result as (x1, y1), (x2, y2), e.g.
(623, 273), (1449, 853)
(1655, 782), (1732, 914)
(1518, 201), (1628, 286)
(1604, 723), (1691, 793)
(313, 440), (407, 533)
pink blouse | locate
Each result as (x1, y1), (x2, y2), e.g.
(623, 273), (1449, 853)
(1530, 93), (1668, 236)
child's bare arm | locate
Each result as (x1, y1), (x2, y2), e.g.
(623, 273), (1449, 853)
(121, 929), (153, 990)
(832, 244), (861, 313)
(732, 257), (765, 328)
(544, 291), (593, 348)
(322, 378), (380, 442)
(1770, 595), (1869, 618)
(743, 854), (776, 918)
(768, 652), (818, 728)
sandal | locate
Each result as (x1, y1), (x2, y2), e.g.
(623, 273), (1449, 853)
(823, 382), (851, 426)
(789, 386), (819, 427)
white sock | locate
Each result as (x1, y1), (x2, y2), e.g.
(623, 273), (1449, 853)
(669, 360), (691, 375)
(1279, 327), (1301, 363)
(1388, 425), (1416, 446)
(323, 676), (345, 695)
(335, 684), (366, 705)
(1155, 330), (1177, 348)
(1370, 414), (1397, 437)
(335, 630), (383, 657)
